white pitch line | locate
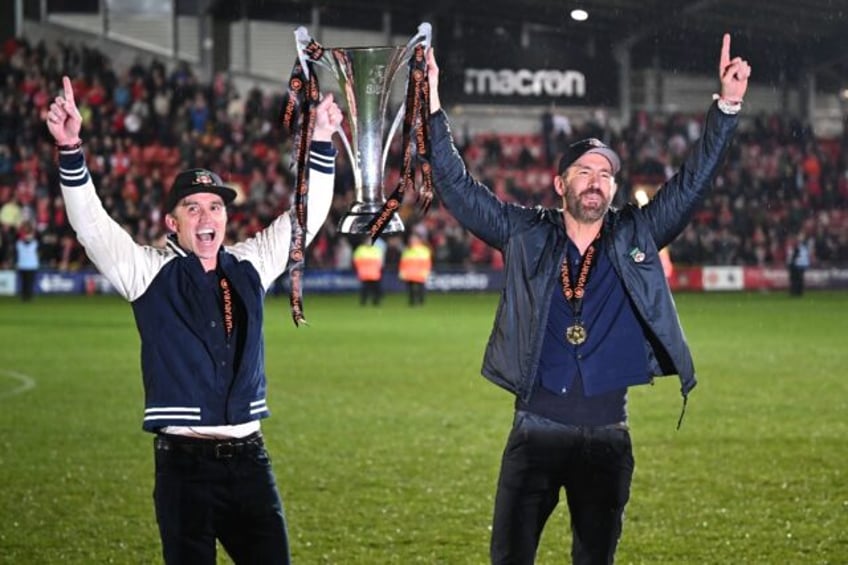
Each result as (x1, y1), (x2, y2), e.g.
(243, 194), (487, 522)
(0, 369), (37, 398)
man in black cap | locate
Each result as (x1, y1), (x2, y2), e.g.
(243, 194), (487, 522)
(46, 75), (342, 564)
(425, 35), (750, 564)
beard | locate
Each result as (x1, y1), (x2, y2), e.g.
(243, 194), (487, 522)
(564, 186), (610, 223)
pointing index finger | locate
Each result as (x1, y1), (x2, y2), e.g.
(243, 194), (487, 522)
(62, 76), (75, 105)
(720, 33), (731, 70)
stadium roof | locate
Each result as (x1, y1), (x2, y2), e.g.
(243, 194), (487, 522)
(250, 0), (848, 91)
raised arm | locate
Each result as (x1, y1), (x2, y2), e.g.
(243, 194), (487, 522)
(229, 94), (342, 290)
(641, 34), (750, 248)
(48, 76), (169, 301)
(303, 94), (343, 248)
(426, 48), (532, 250)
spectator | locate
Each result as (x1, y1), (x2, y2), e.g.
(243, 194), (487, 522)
(15, 221), (39, 301)
(787, 233), (812, 297)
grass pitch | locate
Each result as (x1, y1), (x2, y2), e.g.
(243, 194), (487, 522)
(0, 291), (846, 564)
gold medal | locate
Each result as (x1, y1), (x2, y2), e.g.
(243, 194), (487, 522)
(560, 232), (600, 348)
(565, 323), (587, 345)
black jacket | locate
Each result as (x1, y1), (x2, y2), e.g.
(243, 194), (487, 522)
(428, 102), (738, 402)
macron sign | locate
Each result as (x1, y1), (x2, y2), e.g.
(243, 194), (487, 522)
(464, 68), (586, 98)
(441, 33), (616, 105)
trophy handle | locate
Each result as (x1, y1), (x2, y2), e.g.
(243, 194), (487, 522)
(294, 27), (357, 184)
(293, 27), (339, 80)
(293, 27), (312, 78)
(381, 23), (432, 172)
(410, 22), (433, 51)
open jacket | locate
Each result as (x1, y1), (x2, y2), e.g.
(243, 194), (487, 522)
(58, 145), (335, 431)
(428, 102), (738, 402)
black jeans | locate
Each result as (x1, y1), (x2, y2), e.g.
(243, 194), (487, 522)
(153, 432), (290, 564)
(491, 411), (634, 565)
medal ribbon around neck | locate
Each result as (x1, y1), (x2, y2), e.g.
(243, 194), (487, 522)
(560, 232), (601, 345)
(220, 276), (234, 339)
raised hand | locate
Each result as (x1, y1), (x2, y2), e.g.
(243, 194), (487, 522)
(46, 76), (83, 146)
(312, 93), (343, 142)
(719, 33), (751, 103)
(426, 47), (441, 114)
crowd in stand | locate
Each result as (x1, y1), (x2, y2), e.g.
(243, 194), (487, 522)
(1, 37), (846, 276)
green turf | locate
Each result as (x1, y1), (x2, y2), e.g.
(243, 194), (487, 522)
(0, 291), (846, 564)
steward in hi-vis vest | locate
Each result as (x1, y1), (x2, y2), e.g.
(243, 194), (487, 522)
(353, 241), (384, 306)
(399, 234), (432, 306)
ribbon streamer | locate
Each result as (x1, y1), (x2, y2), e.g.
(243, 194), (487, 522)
(282, 42), (322, 326)
(367, 44), (434, 240)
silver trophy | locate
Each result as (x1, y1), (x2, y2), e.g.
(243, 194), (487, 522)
(294, 23), (432, 234)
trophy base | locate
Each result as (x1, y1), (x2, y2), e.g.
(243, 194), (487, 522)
(338, 203), (405, 235)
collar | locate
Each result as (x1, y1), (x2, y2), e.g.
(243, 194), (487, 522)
(165, 233), (189, 257)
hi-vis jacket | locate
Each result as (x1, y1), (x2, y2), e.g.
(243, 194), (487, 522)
(59, 144), (335, 432)
(399, 244), (432, 284)
(428, 102), (738, 403)
(352, 244), (384, 282)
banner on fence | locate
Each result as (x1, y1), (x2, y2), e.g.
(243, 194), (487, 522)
(3, 266), (847, 297)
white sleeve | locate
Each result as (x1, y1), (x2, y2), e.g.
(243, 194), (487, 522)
(228, 144), (336, 291)
(59, 155), (171, 302)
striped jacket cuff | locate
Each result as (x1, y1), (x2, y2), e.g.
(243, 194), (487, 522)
(309, 141), (336, 174)
(250, 398), (269, 415)
(58, 151), (90, 187)
(144, 406), (202, 423)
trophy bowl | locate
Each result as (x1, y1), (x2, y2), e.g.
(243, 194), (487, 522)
(294, 23), (432, 235)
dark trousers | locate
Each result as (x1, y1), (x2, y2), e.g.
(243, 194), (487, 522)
(18, 269), (36, 301)
(490, 411), (634, 565)
(788, 266), (805, 296)
(406, 282), (426, 306)
(359, 280), (382, 305)
(153, 432), (290, 565)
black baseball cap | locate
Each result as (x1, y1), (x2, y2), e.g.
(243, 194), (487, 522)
(165, 168), (237, 212)
(557, 138), (621, 176)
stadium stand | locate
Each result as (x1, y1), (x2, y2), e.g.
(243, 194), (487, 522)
(0, 35), (846, 277)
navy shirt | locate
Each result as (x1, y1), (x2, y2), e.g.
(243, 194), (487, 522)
(519, 233), (651, 426)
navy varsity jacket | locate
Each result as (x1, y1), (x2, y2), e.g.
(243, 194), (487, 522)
(59, 144), (336, 432)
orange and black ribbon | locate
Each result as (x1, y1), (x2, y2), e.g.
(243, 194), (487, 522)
(220, 276), (234, 338)
(559, 232), (602, 326)
(367, 44), (434, 240)
(282, 41), (323, 326)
